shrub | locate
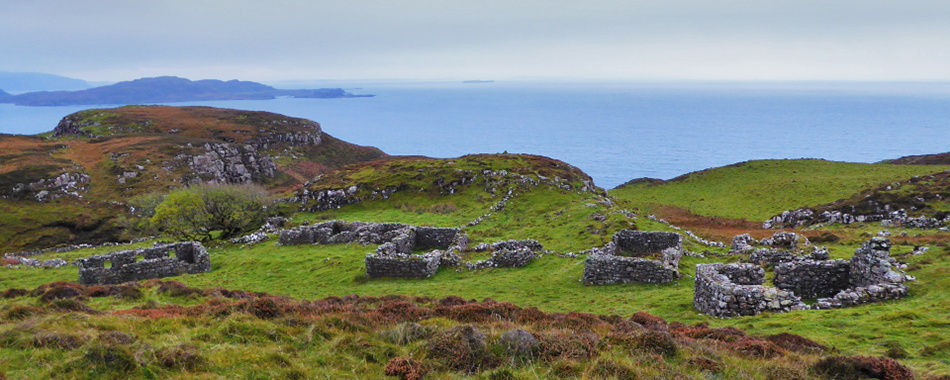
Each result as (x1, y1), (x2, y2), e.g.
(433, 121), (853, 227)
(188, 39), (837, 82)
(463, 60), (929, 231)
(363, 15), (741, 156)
(31, 332), (87, 349)
(733, 337), (785, 359)
(155, 343), (207, 371)
(1, 288), (27, 298)
(156, 281), (203, 297)
(764, 365), (809, 380)
(251, 297), (282, 319)
(632, 331), (678, 358)
(536, 331), (600, 361)
(629, 311), (668, 331)
(380, 322), (430, 345)
(590, 358), (638, 380)
(38, 284), (85, 303)
(150, 183), (274, 240)
(3, 305), (44, 320)
(84, 344), (137, 373)
(97, 331), (136, 345)
(812, 356), (914, 380)
(488, 368), (520, 380)
(686, 356), (721, 373)
(427, 325), (492, 373)
(766, 332), (828, 354)
(114, 285), (143, 300)
(50, 299), (97, 313)
(384, 357), (426, 380)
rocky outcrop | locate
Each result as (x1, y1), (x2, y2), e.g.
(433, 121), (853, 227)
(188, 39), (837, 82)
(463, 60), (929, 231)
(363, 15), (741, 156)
(185, 143), (277, 185)
(5, 171), (90, 202)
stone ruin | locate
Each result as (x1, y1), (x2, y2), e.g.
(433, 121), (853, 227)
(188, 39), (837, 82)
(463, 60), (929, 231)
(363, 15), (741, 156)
(694, 237), (914, 317)
(279, 220), (411, 246)
(730, 232), (830, 266)
(468, 240), (545, 269)
(694, 263), (808, 317)
(583, 230), (684, 285)
(278, 220), (469, 278)
(776, 238), (913, 309)
(366, 226), (469, 278)
(77, 242), (211, 285)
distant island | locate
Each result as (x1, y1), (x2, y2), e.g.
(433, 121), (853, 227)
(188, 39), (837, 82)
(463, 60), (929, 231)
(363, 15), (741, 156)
(0, 76), (374, 106)
(0, 71), (92, 92)
(462, 80), (494, 84)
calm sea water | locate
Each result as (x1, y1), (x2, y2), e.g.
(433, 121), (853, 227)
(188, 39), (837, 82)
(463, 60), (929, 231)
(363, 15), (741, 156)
(2, 81), (950, 189)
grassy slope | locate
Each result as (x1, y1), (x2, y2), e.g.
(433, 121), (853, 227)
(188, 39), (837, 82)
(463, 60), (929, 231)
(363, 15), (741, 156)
(610, 159), (950, 221)
(4, 185), (949, 376)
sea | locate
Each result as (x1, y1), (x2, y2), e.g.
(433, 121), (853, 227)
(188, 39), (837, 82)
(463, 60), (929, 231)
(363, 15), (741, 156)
(2, 81), (950, 189)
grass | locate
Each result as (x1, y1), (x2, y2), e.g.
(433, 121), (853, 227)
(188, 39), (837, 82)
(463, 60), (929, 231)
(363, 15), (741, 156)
(610, 159), (950, 221)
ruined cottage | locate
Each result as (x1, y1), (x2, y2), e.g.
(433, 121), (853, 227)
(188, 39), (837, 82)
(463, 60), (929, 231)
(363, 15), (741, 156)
(583, 230), (684, 285)
(77, 242), (211, 285)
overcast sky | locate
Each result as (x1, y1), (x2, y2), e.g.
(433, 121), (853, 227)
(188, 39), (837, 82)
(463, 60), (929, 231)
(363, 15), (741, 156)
(2, 0), (949, 82)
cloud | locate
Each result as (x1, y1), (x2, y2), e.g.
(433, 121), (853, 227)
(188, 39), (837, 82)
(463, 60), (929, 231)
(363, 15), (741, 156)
(1, 0), (948, 81)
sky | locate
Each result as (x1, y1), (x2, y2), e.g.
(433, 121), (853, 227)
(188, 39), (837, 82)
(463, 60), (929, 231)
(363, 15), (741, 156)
(1, 0), (949, 82)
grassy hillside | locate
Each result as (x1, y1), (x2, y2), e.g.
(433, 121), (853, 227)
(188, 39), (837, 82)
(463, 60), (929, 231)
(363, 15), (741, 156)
(4, 147), (950, 377)
(610, 159), (950, 222)
(0, 106), (386, 252)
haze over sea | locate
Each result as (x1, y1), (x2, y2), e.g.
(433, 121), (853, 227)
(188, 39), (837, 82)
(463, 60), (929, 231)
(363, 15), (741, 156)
(2, 81), (950, 189)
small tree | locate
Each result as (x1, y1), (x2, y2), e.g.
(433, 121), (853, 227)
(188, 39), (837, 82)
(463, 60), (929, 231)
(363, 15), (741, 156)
(151, 184), (272, 240)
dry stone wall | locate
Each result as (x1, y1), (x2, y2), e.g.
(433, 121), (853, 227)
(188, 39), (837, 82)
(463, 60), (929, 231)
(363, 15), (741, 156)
(583, 231), (683, 285)
(774, 260), (850, 299)
(695, 237), (915, 317)
(77, 242), (210, 285)
(693, 263), (807, 317)
(468, 240), (545, 269)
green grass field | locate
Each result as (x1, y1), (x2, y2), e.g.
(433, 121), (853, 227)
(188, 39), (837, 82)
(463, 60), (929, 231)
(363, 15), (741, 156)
(610, 159), (950, 221)
(3, 156), (950, 378)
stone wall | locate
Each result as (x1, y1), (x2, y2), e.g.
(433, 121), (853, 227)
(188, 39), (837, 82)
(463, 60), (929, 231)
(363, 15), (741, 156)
(774, 260), (850, 299)
(364, 252), (442, 278)
(583, 231), (684, 285)
(278, 221), (408, 246)
(77, 242), (210, 285)
(695, 237), (915, 317)
(813, 238), (912, 309)
(693, 263), (807, 317)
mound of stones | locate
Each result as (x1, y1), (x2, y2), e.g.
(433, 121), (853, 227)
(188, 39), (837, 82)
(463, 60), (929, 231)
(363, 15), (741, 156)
(730, 232), (829, 266)
(77, 242), (211, 285)
(468, 240), (545, 269)
(695, 237), (914, 317)
(583, 230), (684, 285)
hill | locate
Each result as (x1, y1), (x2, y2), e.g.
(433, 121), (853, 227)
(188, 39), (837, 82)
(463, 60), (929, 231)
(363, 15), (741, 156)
(0, 76), (373, 106)
(0, 71), (91, 92)
(0, 105), (386, 251)
(610, 159), (950, 222)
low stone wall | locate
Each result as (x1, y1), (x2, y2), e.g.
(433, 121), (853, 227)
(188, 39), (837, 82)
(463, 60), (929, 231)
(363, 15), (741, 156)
(278, 220), (408, 246)
(77, 242), (211, 285)
(774, 260), (850, 299)
(583, 231), (683, 285)
(693, 263), (807, 317)
(364, 252), (442, 278)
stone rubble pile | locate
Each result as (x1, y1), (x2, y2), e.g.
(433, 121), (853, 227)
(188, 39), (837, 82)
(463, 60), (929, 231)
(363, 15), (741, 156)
(467, 240), (544, 269)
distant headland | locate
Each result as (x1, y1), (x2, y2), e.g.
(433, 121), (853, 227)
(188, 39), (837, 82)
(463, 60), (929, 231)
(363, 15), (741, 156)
(0, 76), (374, 106)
